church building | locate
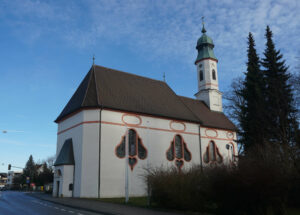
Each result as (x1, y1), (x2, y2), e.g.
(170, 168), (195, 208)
(53, 24), (237, 198)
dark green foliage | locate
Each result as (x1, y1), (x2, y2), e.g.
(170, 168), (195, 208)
(240, 33), (267, 151)
(36, 162), (54, 186)
(23, 155), (38, 184)
(261, 26), (298, 147)
(226, 27), (299, 155)
(12, 174), (25, 190)
(12, 155), (54, 189)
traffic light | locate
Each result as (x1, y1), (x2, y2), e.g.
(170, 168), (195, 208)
(8, 164), (11, 170)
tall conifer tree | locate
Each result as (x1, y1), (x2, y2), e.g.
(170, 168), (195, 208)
(23, 155), (37, 183)
(241, 33), (266, 151)
(261, 26), (297, 146)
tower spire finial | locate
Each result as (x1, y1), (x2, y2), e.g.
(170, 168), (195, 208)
(201, 16), (206, 33)
(92, 54), (95, 66)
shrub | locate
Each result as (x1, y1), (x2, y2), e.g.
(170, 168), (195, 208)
(145, 144), (299, 215)
(145, 165), (216, 213)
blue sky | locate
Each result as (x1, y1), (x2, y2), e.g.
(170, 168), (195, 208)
(0, 0), (300, 172)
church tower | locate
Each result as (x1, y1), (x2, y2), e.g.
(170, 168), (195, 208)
(194, 22), (222, 112)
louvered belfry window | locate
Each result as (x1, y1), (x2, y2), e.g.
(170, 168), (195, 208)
(212, 69), (216, 80)
(166, 134), (191, 170)
(115, 129), (147, 170)
(200, 70), (204, 81)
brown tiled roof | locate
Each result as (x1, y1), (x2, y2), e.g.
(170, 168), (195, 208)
(55, 65), (236, 131)
(178, 96), (236, 130)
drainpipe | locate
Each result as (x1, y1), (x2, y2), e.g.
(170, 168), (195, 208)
(198, 124), (203, 173)
(125, 127), (129, 203)
(98, 108), (102, 198)
(72, 165), (75, 197)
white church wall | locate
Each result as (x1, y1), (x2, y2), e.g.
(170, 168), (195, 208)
(80, 109), (100, 198)
(200, 127), (237, 165)
(99, 109), (201, 198)
(209, 90), (223, 112)
(56, 111), (84, 197)
(100, 119), (127, 197)
(53, 165), (74, 197)
(55, 109), (237, 199)
(53, 167), (61, 197)
(197, 59), (218, 91)
(61, 165), (74, 197)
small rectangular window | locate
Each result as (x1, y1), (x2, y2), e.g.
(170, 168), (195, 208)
(212, 70), (216, 80)
(69, 183), (73, 191)
(200, 70), (203, 81)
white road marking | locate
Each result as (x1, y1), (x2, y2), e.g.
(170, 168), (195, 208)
(29, 199), (84, 214)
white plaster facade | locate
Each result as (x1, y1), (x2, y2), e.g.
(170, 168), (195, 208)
(7, 171), (22, 187)
(53, 165), (74, 197)
(195, 59), (223, 112)
(53, 108), (237, 198)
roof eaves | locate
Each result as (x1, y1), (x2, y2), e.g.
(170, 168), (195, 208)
(94, 65), (166, 84)
(81, 66), (93, 107)
(101, 106), (200, 124)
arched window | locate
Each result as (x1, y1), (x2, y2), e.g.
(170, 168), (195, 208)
(56, 169), (62, 177)
(203, 141), (222, 164)
(200, 70), (204, 81)
(226, 143), (235, 162)
(209, 141), (216, 161)
(166, 134), (191, 169)
(212, 69), (216, 80)
(115, 129), (147, 170)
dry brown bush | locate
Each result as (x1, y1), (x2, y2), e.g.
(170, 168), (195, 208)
(144, 144), (300, 215)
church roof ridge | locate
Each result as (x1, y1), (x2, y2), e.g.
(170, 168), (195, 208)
(93, 64), (166, 84)
(55, 65), (235, 131)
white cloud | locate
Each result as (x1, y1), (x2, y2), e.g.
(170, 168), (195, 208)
(2, 0), (300, 77)
(0, 138), (25, 146)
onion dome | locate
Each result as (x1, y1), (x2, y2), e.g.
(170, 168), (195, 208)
(195, 24), (218, 64)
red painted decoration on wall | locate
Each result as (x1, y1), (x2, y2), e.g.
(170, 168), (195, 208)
(203, 141), (223, 165)
(115, 129), (147, 171)
(166, 134), (191, 170)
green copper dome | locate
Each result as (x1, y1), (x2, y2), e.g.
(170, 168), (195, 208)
(197, 34), (214, 46)
(195, 25), (217, 64)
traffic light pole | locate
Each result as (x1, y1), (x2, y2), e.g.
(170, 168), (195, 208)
(8, 164), (23, 170)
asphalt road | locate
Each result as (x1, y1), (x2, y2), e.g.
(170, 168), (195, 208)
(0, 191), (103, 215)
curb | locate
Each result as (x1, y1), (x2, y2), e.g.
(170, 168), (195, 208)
(28, 193), (118, 215)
